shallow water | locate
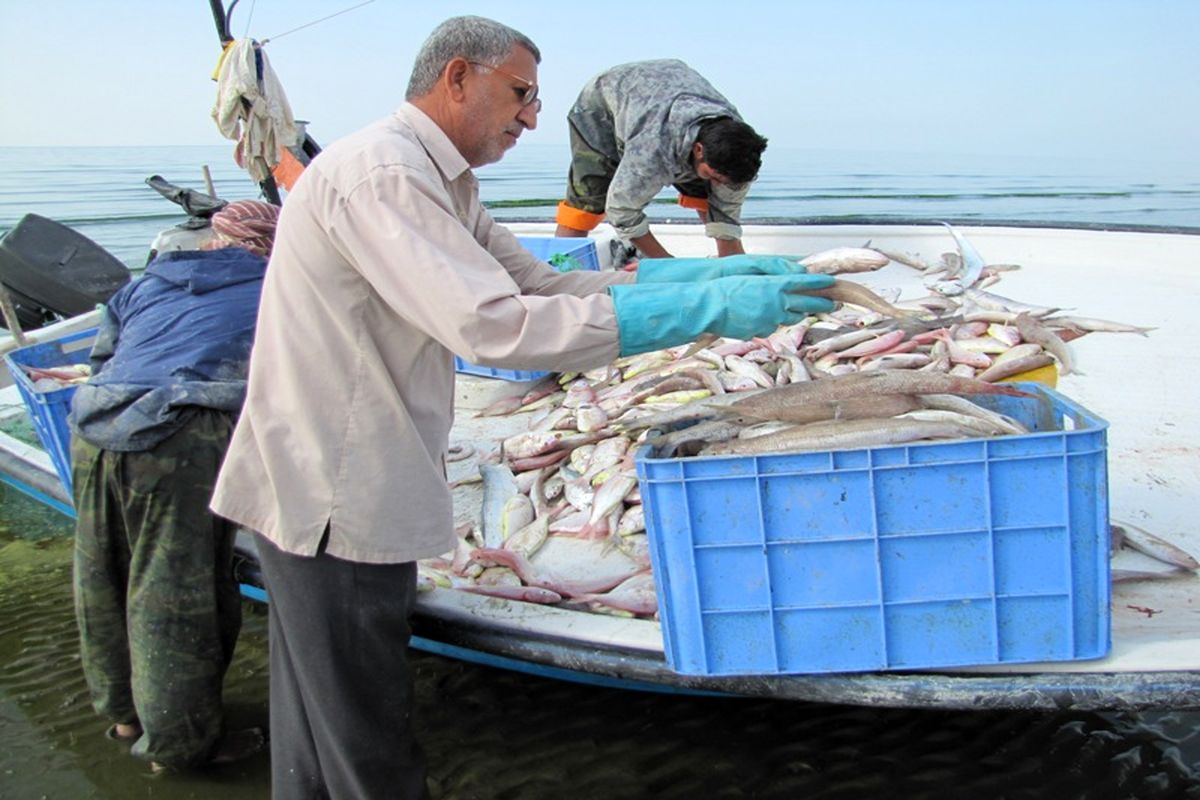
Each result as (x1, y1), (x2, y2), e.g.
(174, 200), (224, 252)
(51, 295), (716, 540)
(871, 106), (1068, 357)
(1, 484), (1199, 799)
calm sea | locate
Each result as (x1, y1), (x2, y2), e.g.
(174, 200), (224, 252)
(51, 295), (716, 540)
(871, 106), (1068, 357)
(1, 145), (1199, 798)
(2, 144), (1198, 268)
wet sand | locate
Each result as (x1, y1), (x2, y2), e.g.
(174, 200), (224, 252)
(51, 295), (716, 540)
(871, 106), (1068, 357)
(2, 486), (1198, 800)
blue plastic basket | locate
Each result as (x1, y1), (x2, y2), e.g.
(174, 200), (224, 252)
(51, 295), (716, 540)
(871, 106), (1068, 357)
(453, 236), (600, 382)
(635, 383), (1111, 676)
(4, 328), (98, 494)
(515, 236), (601, 273)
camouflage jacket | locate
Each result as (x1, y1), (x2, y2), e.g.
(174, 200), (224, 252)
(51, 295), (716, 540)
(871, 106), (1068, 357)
(569, 59), (751, 240)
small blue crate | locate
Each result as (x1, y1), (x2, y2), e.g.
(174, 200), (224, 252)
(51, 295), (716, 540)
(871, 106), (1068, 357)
(4, 328), (98, 494)
(635, 383), (1111, 676)
(516, 236), (601, 273)
(454, 236), (600, 382)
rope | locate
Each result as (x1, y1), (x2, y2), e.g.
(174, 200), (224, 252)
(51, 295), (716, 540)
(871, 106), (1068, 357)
(260, 0), (375, 45)
(241, 0), (257, 39)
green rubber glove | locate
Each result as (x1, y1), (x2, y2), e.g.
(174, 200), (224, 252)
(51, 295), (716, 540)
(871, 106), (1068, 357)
(609, 274), (836, 356)
(636, 254), (807, 283)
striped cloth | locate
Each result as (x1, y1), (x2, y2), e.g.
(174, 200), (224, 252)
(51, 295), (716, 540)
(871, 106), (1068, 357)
(208, 200), (280, 257)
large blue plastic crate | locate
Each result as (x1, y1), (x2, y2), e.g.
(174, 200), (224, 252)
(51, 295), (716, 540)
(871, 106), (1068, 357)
(453, 236), (600, 382)
(634, 383), (1111, 676)
(4, 328), (97, 494)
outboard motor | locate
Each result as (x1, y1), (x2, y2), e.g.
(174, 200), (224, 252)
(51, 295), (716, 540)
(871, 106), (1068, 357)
(144, 174), (228, 262)
(0, 214), (132, 331)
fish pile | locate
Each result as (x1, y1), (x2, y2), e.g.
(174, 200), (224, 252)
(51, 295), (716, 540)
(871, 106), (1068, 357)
(419, 227), (1192, 616)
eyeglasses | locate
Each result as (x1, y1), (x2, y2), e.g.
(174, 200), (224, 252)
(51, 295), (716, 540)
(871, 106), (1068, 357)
(467, 61), (541, 110)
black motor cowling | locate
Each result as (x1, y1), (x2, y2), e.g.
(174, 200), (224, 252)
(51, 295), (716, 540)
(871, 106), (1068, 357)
(0, 214), (132, 331)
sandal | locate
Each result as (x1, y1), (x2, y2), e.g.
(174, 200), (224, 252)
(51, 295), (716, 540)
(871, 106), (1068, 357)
(209, 727), (267, 765)
(146, 726), (266, 774)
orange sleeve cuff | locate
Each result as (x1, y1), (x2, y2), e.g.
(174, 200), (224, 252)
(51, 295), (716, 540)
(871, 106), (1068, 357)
(678, 195), (709, 212)
(272, 147), (306, 192)
(555, 202), (605, 232)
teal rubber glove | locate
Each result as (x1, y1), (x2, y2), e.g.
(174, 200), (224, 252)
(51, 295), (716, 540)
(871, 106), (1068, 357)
(609, 274), (836, 356)
(636, 254), (806, 283)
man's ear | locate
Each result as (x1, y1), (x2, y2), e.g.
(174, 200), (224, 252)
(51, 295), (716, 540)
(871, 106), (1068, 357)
(691, 142), (705, 164)
(445, 57), (471, 101)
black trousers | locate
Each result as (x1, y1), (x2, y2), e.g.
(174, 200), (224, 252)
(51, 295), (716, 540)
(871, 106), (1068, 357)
(256, 533), (429, 799)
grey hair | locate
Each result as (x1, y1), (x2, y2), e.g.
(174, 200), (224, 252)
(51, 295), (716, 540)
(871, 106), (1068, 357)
(405, 16), (541, 100)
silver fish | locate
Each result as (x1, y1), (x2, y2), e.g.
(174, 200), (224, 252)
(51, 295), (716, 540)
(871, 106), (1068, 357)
(480, 463), (520, 549)
(1111, 567), (1195, 584)
(455, 582), (564, 604)
(802, 279), (916, 318)
(1113, 521), (1200, 570)
(650, 419), (745, 458)
(723, 393), (921, 427)
(939, 221), (986, 291)
(869, 246), (933, 272)
(718, 372), (1032, 424)
(918, 394), (1029, 435)
(1043, 315), (1156, 336)
(962, 289), (1060, 317)
(699, 417), (976, 457)
(897, 409), (1014, 438)
(1014, 312), (1078, 375)
(799, 246), (891, 275)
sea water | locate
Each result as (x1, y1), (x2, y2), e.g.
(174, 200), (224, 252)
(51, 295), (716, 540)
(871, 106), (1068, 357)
(1, 146), (1199, 798)
(2, 144), (1198, 269)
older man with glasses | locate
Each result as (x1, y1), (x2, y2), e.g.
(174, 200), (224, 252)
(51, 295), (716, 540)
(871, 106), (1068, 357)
(211, 15), (833, 799)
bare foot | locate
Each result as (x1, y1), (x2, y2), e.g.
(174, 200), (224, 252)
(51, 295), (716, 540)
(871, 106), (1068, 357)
(105, 722), (143, 742)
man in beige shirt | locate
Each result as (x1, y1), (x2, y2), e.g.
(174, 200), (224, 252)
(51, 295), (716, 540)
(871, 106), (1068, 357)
(211, 15), (833, 799)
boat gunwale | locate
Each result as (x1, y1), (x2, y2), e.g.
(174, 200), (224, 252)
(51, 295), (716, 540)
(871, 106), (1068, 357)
(415, 612), (1200, 712)
(497, 215), (1200, 237)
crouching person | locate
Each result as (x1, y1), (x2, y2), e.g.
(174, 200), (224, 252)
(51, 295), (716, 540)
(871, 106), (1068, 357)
(67, 199), (279, 773)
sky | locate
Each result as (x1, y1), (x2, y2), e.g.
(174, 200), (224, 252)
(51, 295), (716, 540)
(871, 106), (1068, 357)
(1, 0), (1198, 167)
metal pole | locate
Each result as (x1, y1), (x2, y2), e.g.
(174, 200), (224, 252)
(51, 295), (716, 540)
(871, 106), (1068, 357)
(209, 0), (234, 43)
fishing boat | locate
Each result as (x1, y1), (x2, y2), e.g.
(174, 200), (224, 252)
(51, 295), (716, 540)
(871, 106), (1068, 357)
(1, 0), (1197, 713)
(1, 213), (1197, 712)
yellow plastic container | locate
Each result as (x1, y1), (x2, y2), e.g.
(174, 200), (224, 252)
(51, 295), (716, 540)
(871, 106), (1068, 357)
(999, 362), (1058, 388)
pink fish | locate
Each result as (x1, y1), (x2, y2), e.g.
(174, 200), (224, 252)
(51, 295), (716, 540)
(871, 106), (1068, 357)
(835, 329), (908, 359)
(469, 547), (641, 597)
(571, 572), (658, 617)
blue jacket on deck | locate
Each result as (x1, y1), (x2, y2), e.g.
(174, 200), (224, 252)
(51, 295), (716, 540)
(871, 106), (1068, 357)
(68, 247), (267, 452)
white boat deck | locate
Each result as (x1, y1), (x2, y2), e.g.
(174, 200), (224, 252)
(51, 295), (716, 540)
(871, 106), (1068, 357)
(440, 221), (1200, 676)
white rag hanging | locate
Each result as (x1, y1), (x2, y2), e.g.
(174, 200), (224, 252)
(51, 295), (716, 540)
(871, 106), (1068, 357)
(211, 39), (300, 183)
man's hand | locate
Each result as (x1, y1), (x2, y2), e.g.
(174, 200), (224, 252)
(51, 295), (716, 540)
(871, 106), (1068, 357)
(630, 232), (672, 259)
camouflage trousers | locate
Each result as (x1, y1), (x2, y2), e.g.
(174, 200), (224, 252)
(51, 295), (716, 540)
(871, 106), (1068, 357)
(70, 409), (242, 767)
